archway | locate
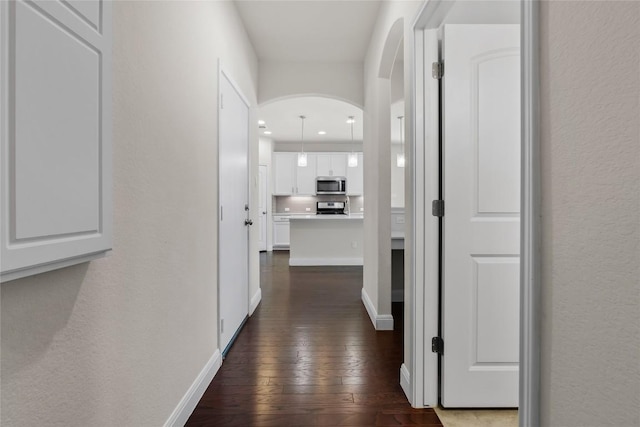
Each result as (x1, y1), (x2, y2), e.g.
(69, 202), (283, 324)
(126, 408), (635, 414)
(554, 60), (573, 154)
(255, 94), (365, 262)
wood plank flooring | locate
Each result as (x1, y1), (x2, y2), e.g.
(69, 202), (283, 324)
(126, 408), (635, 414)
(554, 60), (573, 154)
(186, 251), (443, 426)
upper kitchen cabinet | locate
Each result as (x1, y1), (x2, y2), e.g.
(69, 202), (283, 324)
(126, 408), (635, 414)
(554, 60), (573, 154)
(295, 153), (317, 195)
(273, 152), (317, 195)
(0, 0), (113, 282)
(317, 153), (347, 177)
(273, 152), (296, 195)
(347, 153), (364, 196)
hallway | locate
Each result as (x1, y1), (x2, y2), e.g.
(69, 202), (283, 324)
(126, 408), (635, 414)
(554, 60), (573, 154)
(186, 252), (443, 426)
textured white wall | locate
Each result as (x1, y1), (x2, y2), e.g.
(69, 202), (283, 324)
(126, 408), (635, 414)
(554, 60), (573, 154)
(1, 2), (258, 426)
(362, 1), (421, 330)
(390, 59), (405, 209)
(391, 144), (406, 208)
(540, 2), (640, 425)
(259, 61), (364, 107)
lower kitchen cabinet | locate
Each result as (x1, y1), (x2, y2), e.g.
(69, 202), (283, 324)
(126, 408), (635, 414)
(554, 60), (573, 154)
(273, 216), (290, 249)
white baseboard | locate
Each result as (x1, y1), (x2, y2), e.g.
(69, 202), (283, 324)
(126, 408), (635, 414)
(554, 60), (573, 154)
(361, 288), (394, 330)
(164, 349), (222, 427)
(289, 257), (363, 266)
(400, 363), (412, 405)
(250, 288), (262, 315)
(377, 314), (394, 330)
(392, 289), (404, 302)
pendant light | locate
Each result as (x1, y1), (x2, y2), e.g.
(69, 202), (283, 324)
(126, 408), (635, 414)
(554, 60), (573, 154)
(396, 115), (405, 168)
(347, 116), (358, 167)
(297, 115), (307, 167)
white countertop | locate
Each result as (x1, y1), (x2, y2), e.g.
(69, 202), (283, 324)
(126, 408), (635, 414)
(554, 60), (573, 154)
(288, 214), (364, 220)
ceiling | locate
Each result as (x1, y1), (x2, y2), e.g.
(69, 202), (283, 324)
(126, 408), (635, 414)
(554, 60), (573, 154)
(235, 1), (383, 144)
(259, 97), (363, 143)
(235, 0), (382, 62)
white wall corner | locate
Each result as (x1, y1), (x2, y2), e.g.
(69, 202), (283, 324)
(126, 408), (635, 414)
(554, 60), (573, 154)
(400, 363), (413, 404)
(361, 288), (394, 331)
(250, 288), (262, 315)
(164, 349), (222, 427)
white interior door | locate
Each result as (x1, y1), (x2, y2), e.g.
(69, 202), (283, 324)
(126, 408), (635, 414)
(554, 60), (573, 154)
(442, 24), (520, 407)
(258, 165), (268, 251)
(219, 71), (250, 353)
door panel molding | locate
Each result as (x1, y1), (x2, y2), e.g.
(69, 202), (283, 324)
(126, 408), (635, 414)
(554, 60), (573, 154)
(1, 0), (112, 282)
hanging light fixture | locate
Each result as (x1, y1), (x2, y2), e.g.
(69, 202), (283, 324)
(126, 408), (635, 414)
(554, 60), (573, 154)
(297, 115), (307, 167)
(396, 115), (405, 168)
(347, 116), (358, 167)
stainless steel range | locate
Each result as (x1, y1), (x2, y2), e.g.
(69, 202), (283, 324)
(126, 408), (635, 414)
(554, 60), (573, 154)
(316, 201), (346, 215)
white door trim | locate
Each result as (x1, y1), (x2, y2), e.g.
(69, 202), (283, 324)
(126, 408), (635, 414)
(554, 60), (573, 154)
(258, 164), (268, 251)
(217, 61), (252, 354)
(410, 0), (540, 424)
(406, 25), (440, 408)
(518, 1), (541, 425)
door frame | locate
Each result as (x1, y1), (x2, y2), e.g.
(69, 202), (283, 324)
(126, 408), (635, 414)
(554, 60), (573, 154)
(258, 164), (268, 251)
(217, 62), (252, 354)
(410, 1), (540, 425)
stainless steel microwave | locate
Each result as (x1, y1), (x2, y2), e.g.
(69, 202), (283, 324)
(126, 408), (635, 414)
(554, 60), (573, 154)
(316, 176), (346, 195)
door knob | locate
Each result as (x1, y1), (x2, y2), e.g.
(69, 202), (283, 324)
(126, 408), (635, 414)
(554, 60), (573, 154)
(244, 219), (253, 226)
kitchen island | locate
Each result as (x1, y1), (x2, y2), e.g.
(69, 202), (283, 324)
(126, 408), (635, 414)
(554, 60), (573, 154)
(288, 214), (364, 266)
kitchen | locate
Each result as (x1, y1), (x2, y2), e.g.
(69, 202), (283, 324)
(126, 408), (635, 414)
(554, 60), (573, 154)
(258, 97), (368, 266)
(258, 95), (406, 274)
(277, 174), (364, 266)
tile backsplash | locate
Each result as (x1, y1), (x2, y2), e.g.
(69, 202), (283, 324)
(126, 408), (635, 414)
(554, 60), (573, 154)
(274, 196), (363, 214)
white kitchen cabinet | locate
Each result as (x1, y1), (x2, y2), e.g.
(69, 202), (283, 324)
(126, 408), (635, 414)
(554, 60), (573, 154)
(274, 152), (317, 196)
(273, 152), (296, 195)
(1, 0), (113, 282)
(331, 153), (347, 177)
(347, 153), (364, 195)
(317, 153), (347, 177)
(296, 153), (317, 195)
(273, 216), (290, 249)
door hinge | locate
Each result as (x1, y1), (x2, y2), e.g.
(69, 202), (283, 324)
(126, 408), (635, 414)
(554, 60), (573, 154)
(432, 200), (444, 217)
(221, 318), (224, 333)
(432, 61), (444, 79)
(432, 336), (444, 354)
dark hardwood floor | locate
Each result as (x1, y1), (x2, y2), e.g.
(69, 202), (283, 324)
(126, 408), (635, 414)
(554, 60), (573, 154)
(186, 251), (443, 426)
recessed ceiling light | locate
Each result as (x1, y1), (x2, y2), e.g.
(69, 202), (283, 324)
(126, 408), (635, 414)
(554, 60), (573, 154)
(258, 120), (265, 126)
(318, 131), (326, 135)
(263, 131), (272, 135)
(346, 118), (355, 124)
